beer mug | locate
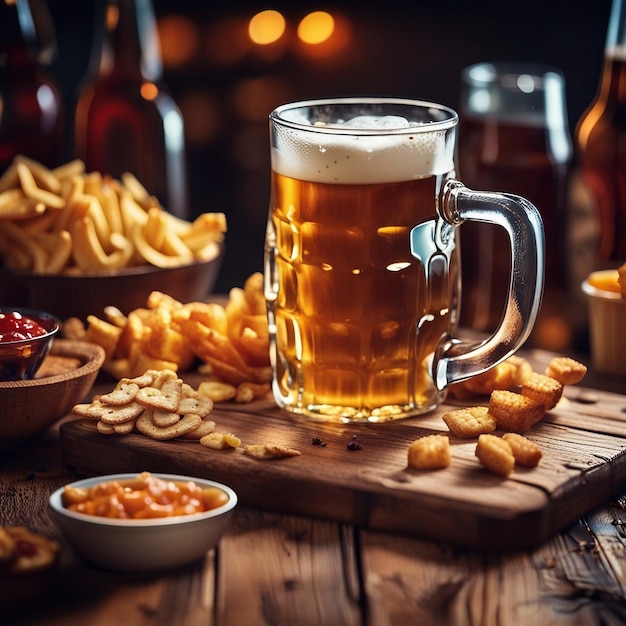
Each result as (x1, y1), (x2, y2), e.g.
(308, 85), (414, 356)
(264, 98), (544, 423)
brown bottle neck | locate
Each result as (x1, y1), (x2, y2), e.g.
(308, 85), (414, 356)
(96, 0), (162, 83)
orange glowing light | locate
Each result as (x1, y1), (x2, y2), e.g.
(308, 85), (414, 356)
(140, 82), (159, 101)
(158, 15), (199, 68)
(248, 10), (286, 45)
(297, 11), (335, 44)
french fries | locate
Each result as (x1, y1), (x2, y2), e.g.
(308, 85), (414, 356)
(0, 156), (226, 274)
(63, 273), (271, 403)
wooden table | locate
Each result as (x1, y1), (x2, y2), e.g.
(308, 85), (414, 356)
(2, 351), (626, 626)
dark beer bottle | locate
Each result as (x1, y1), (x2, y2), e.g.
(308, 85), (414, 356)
(74, 0), (188, 218)
(576, 0), (626, 262)
(0, 0), (63, 173)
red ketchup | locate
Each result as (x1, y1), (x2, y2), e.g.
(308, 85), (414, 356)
(0, 312), (48, 342)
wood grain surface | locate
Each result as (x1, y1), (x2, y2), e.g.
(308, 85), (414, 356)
(59, 381), (626, 552)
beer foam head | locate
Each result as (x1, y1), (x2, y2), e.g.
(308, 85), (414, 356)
(271, 109), (456, 184)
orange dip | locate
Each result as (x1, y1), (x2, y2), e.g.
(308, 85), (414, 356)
(61, 472), (229, 519)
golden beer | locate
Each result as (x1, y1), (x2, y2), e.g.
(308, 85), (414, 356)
(267, 173), (458, 421)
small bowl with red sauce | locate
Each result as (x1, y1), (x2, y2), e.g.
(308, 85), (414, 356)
(48, 472), (238, 572)
(0, 307), (61, 381)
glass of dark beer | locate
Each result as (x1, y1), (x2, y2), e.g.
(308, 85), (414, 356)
(265, 98), (545, 423)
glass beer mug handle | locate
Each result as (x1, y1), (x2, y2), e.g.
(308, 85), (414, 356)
(433, 179), (545, 390)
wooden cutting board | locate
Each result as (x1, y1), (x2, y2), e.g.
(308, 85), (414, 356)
(59, 380), (626, 552)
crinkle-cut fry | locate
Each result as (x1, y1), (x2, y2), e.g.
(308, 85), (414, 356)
(177, 301), (228, 334)
(53, 174), (84, 233)
(19, 209), (58, 233)
(71, 213), (129, 271)
(488, 389), (545, 433)
(475, 434), (515, 477)
(544, 357), (587, 386)
(502, 433), (543, 468)
(521, 372), (563, 410)
(84, 194), (113, 252)
(15, 155), (62, 194)
(98, 179), (124, 235)
(0, 219), (48, 272)
(16, 161), (65, 209)
(147, 290), (183, 312)
(178, 318), (253, 377)
(103, 305), (128, 328)
(162, 225), (194, 258)
(0, 196), (46, 221)
(131, 221), (194, 268)
(194, 240), (221, 262)
(119, 190), (148, 234)
(46, 230), (73, 274)
(0, 188), (26, 211)
(85, 315), (123, 360)
(233, 327), (270, 367)
(200, 355), (254, 387)
(144, 206), (167, 250)
(407, 435), (451, 470)
(244, 272), (266, 314)
(121, 171), (151, 207)
(115, 309), (148, 359)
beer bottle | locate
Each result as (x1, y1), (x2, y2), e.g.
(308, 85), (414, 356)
(74, 0), (188, 218)
(0, 0), (63, 173)
(576, 0), (626, 261)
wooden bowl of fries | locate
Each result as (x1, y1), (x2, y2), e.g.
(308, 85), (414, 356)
(0, 156), (226, 321)
(0, 253), (223, 322)
(0, 339), (105, 443)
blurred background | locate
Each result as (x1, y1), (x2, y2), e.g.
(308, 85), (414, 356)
(44, 0), (612, 294)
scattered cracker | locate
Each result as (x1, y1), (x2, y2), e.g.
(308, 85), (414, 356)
(178, 418), (216, 440)
(475, 434), (515, 477)
(200, 431), (241, 450)
(502, 433), (543, 468)
(245, 443), (301, 459)
(521, 373), (563, 410)
(135, 410), (201, 440)
(544, 357), (587, 386)
(488, 389), (545, 433)
(442, 406), (496, 438)
(407, 435), (451, 470)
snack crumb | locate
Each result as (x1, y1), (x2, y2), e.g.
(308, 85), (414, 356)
(347, 436), (362, 451)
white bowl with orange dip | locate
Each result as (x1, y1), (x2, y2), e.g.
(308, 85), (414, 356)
(581, 269), (626, 376)
(49, 472), (237, 572)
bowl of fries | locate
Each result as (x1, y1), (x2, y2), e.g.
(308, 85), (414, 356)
(0, 156), (226, 321)
(49, 472), (237, 572)
(0, 339), (105, 443)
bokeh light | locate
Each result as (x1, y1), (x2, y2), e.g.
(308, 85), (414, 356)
(297, 11), (335, 45)
(158, 15), (199, 68)
(248, 10), (286, 45)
